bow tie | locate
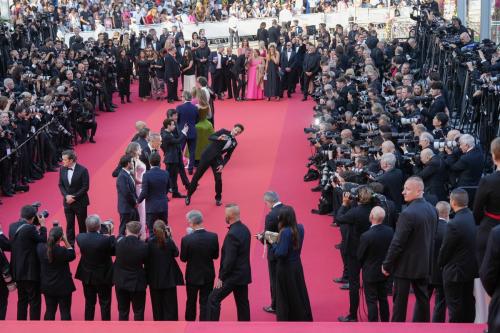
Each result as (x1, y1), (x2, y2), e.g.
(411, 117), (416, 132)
(67, 167), (73, 171)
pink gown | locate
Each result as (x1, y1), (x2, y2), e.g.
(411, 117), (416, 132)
(246, 57), (264, 100)
(133, 158), (147, 240)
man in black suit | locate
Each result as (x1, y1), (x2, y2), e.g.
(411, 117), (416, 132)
(256, 22), (269, 48)
(195, 38), (210, 79)
(164, 46), (181, 103)
(280, 42), (296, 98)
(415, 148), (448, 202)
(428, 201), (449, 323)
(113, 221), (148, 321)
(480, 224), (500, 333)
(358, 206), (394, 322)
(302, 43), (321, 101)
(138, 153), (170, 234)
(256, 191), (283, 314)
(445, 134), (484, 192)
(161, 118), (189, 198)
(438, 189), (478, 323)
(207, 204), (251, 321)
(176, 38), (189, 63)
(209, 45), (226, 100)
(268, 20), (280, 45)
(232, 48), (251, 101)
(224, 47), (238, 100)
(116, 155), (139, 235)
(75, 215), (115, 321)
(421, 81), (448, 130)
(375, 153), (404, 212)
(9, 205), (47, 320)
(185, 124), (244, 206)
(180, 210), (219, 321)
(382, 176), (438, 322)
(177, 91), (199, 175)
(58, 150), (90, 246)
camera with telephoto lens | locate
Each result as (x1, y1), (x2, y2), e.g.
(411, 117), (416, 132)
(401, 117), (420, 125)
(100, 219), (114, 235)
(31, 201), (49, 226)
(433, 140), (458, 150)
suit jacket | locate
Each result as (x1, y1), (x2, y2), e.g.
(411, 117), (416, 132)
(161, 129), (184, 164)
(113, 235), (148, 292)
(139, 145), (159, 171)
(75, 231), (115, 285)
(37, 243), (76, 295)
(8, 220), (47, 281)
(180, 229), (219, 285)
(438, 208), (478, 282)
(447, 146), (484, 187)
(146, 236), (184, 289)
(137, 167), (169, 214)
(479, 225), (500, 296)
(268, 26), (280, 44)
(58, 163), (90, 209)
(176, 45), (190, 63)
(219, 221), (252, 286)
(383, 198), (438, 279)
(164, 53), (181, 81)
(303, 51), (321, 74)
(263, 203), (283, 261)
(232, 54), (248, 76)
(256, 28), (269, 45)
(430, 218), (447, 285)
(416, 155), (448, 201)
(375, 168), (404, 211)
(176, 102), (199, 140)
(224, 54), (237, 75)
(208, 51), (226, 74)
(336, 203), (372, 256)
(116, 169), (138, 214)
(358, 224), (394, 282)
(201, 129), (238, 166)
(280, 49), (297, 71)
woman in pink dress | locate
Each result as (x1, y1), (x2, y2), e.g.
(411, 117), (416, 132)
(246, 49), (265, 100)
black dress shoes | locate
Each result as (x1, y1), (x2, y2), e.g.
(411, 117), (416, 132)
(338, 315), (357, 322)
(172, 193), (187, 198)
(333, 277), (348, 284)
(185, 196), (191, 206)
(340, 283), (350, 290)
(215, 200), (222, 206)
(262, 306), (276, 313)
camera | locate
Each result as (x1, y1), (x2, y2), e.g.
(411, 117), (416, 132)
(31, 201), (49, 226)
(433, 140), (458, 150)
(401, 117), (419, 125)
(100, 219), (114, 235)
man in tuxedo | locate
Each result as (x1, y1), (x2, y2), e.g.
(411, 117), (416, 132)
(176, 38), (189, 63)
(195, 38), (210, 79)
(58, 150), (90, 246)
(116, 155), (139, 236)
(257, 191), (283, 314)
(164, 46), (181, 103)
(382, 177), (438, 322)
(75, 215), (115, 321)
(280, 42), (296, 98)
(302, 43), (321, 101)
(137, 153), (170, 234)
(232, 48), (251, 101)
(161, 118), (189, 198)
(185, 124), (244, 206)
(165, 109), (191, 189)
(180, 210), (219, 321)
(139, 132), (162, 171)
(290, 19), (303, 38)
(438, 189), (477, 323)
(176, 91), (199, 174)
(224, 47), (238, 100)
(9, 205), (47, 320)
(113, 221), (148, 321)
(375, 153), (404, 212)
(207, 204), (251, 321)
(209, 45), (226, 100)
(480, 224), (500, 333)
(357, 207), (393, 322)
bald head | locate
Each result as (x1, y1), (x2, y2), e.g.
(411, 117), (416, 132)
(420, 148), (434, 164)
(436, 201), (450, 221)
(225, 203), (240, 224)
(369, 206), (386, 225)
(403, 176), (424, 203)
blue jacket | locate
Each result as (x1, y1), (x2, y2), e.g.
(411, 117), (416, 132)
(138, 167), (169, 213)
(176, 102), (199, 139)
(116, 169), (138, 214)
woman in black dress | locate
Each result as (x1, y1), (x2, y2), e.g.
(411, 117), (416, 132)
(264, 43), (281, 101)
(36, 226), (76, 320)
(146, 220), (184, 321)
(271, 206), (312, 322)
(116, 48), (133, 103)
(137, 50), (151, 101)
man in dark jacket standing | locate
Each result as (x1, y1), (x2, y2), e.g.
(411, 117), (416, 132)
(358, 206), (393, 322)
(76, 215), (115, 321)
(207, 204), (251, 321)
(302, 43), (321, 101)
(438, 189), (478, 323)
(161, 118), (189, 198)
(382, 176), (438, 322)
(165, 46), (181, 103)
(480, 224), (500, 333)
(9, 205), (47, 320)
(116, 155), (139, 236)
(180, 210), (219, 321)
(176, 91), (199, 175)
(113, 221), (148, 321)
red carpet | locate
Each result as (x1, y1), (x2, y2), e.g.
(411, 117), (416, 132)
(0, 85), (486, 330)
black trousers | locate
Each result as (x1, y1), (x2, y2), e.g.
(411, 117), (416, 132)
(225, 72), (238, 99)
(118, 77), (131, 98)
(43, 293), (72, 320)
(150, 287), (178, 321)
(16, 280), (41, 320)
(280, 71), (293, 96)
(115, 288), (146, 321)
(82, 283), (112, 321)
(77, 121), (98, 140)
(64, 204), (88, 246)
(346, 254), (361, 318)
(211, 69), (224, 95)
(236, 74), (247, 99)
(167, 77), (179, 101)
(363, 280), (389, 322)
(166, 162), (189, 194)
(182, 138), (197, 171)
(206, 283), (249, 321)
(268, 258), (277, 309)
(428, 284), (446, 323)
(443, 280), (475, 323)
(0, 282), (8, 320)
(185, 283), (213, 321)
(392, 277), (430, 322)
(146, 211), (169, 235)
(119, 209), (139, 236)
(187, 158), (222, 201)
(302, 73), (314, 97)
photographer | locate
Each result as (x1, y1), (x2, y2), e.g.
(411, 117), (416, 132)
(375, 153), (404, 211)
(444, 134), (484, 190)
(8, 204), (47, 320)
(414, 148), (448, 202)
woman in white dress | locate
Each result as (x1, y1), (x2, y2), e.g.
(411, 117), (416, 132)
(125, 142), (147, 239)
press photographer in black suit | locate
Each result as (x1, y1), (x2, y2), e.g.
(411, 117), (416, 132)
(113, 221), (148, 321)
(414, 148), (448, 202)
(438, 189), (477, 323)
(75, 215), (115, 321)
(180, 210), (219, 321)
(116, 155), (139, 235)
(58, 150), (90, 246)
(9, 205), (47, 320)
(357, 206), (393, 322)
(480, 224), (500, 333)
(375, 153), (404, 212)
(207, 204), (251, 321)
(382, 176), (438, 322)
(36, 226), (76, 320)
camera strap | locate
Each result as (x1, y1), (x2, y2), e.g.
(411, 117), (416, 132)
(14, 222), (29, 238)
